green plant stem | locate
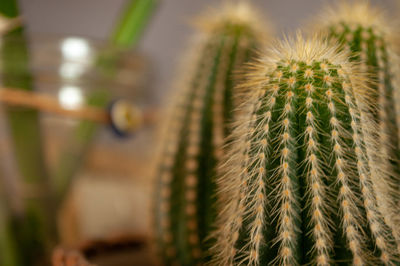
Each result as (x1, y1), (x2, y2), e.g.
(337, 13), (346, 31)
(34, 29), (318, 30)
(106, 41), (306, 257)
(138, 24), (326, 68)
(0, 0), (56, 264)
(54, 0), (159, 202)
(111, 0), (158, 48)
(0, 187), (18, 266)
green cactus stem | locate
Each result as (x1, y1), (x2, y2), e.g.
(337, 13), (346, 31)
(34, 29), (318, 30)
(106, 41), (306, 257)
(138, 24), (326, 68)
(152, 2), (269, 265)
(213, 35), (400, 265)
(316, 1), (400, 252)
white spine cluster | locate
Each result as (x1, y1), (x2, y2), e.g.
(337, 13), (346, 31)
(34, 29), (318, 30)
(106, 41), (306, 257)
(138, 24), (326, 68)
(343, 79), (396, 265)
(243, 84), (276, 265)
(303, 69), (333, 266)
(267, 74), (299, 266)
(213, 85), (263, 266)
(326, 78), (366, 266)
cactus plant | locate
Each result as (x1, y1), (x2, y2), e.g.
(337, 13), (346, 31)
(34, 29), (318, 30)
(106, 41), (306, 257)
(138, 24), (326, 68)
(316, 0), (400, 250)
(152, 2), (269, 265)
(212, 34), (400, 265)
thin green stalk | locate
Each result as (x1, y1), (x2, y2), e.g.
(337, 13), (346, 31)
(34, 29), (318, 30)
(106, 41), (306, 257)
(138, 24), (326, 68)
(54, 0), (159, 202)
(0, 0), (56, 264)
(111, 0), (158, 48)
(0, 186), (18, 266)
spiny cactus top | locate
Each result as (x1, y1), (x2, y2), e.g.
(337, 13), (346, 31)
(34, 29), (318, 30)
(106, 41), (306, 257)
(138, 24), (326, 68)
(213, 35), (400, 265)
(152, 2), (269, 265)
(316, 1), (400, 242)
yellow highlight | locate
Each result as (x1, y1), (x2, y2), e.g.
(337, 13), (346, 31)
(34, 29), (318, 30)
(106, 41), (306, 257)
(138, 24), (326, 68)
(282, 230), (290, 240)
(326, 89), (333, 98)
(282, 148), (289, 156)
(308, 139), (315, 148)
(330, 117), (338, 126)
(333, 143), (341, 152)
(320, 63), (328, 72)
(311, 169), (317, 176)
(275, 71), (283, 79)
(283, 133), (290, 141)
(287, 76), (296, 87)
(281, 247), (291, 257)
(283, 118), (289, 126)
(306, 97), (313, 106)
(283, 189), (290, 197)
(304, 69), (314, 78)
(323, 75), (332, 83)
(305, 83), (313, 91)
(283, 162), (289, 170)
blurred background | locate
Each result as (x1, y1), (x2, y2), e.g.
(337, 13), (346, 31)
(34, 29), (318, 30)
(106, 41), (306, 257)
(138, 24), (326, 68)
(0, 0), (397, 265)
(19, 0), (397, 101)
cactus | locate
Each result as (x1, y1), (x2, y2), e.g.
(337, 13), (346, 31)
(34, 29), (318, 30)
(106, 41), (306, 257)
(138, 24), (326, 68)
(152, 2), (269, 265)
(212, 35), (400, 265)
(316, 0), (400, 251)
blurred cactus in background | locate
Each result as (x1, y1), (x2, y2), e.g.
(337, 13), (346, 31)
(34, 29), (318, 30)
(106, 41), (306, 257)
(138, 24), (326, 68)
(316, 0), (400, 247)
(213, 35), (400, 265)
(152, 2), (269, 265)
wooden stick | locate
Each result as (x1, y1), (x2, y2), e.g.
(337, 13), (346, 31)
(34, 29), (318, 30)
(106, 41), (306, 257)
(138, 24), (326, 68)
(0, 88), (158, 126)
(0, 88), (110, 124)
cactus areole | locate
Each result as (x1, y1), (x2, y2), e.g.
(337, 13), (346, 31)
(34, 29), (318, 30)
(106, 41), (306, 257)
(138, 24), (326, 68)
(152, 3), (268, 265)
(213, 35), (400, 265)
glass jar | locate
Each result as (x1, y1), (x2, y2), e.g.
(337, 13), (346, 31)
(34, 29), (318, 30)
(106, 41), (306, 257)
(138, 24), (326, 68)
(0, 34), (156, 265)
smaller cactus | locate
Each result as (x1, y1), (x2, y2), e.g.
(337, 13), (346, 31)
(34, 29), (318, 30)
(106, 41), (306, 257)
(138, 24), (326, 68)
(316, 0), (400, 249)
(213, 34), (400, 265)
(152, 2), (269, 265)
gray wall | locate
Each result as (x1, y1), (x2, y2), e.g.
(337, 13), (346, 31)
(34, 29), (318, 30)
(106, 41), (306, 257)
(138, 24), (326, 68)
(20, 0), (397, 100)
